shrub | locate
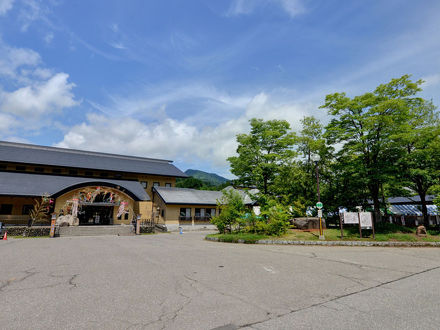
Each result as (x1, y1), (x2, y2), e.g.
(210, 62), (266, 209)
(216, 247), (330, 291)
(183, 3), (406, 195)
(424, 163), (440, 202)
(211, 189), (246, 233)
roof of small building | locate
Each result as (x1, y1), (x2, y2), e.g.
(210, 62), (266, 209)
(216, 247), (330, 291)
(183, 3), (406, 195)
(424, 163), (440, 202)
(0, 141), (187, 178)
(367, 195), (435, 205)
(153, 186), (256, 205)
(0, 172), (150, 201)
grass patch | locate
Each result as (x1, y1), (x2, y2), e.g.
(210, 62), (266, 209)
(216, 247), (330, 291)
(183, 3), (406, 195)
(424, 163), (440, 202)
(277, 227), (440, 242)
(208, 222), (440, 243)
(207, 233), (268, 243)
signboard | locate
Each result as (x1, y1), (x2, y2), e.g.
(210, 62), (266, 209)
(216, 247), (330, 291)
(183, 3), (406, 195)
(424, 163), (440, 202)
(359, 212), (372, 228)
(316, 202), (323, 209)
(343, 212), (359, 224)
(317, 209), (323, 218)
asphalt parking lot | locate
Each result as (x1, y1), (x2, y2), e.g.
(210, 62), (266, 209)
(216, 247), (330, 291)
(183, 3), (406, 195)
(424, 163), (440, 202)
(1, 232), (440, 330)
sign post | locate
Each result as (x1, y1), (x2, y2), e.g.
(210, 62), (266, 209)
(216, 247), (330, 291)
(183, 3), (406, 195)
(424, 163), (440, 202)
(316, 202), (324, 240)
(50, 213), (57, 238)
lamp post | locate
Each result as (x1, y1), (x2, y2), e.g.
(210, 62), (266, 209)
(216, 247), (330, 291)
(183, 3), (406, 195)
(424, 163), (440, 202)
(311, 154), (324, 240)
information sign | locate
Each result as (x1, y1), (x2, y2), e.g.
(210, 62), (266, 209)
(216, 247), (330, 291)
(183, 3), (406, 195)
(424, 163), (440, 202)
(316, 202), (323, 209)
(359, 212), (373, 228)
(343, 212), (359, 224)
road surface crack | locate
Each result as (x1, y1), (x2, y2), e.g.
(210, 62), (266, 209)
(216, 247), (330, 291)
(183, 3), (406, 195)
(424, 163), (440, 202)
(0, 268), (38, 292)
(239, 265), (440, 328)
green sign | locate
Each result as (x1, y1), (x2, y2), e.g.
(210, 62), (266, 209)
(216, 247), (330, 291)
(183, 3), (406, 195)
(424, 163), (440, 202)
(316, 202), (323, 209)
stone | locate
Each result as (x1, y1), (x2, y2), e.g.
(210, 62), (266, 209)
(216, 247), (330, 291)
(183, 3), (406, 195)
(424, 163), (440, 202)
(291, 217), (326, 230)
(56, 214), (79, 226)
(416, 225), (427, 237)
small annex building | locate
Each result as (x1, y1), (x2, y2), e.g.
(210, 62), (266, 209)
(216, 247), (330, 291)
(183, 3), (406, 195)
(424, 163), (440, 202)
(152, 186), (256, 231)
(0, 141), (188, 230)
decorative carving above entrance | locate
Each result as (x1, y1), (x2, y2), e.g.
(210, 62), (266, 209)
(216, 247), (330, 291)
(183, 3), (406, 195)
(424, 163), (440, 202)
(59, 186), (132, 225)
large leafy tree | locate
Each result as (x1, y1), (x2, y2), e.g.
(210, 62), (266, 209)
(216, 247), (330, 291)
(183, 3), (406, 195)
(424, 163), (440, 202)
(228, 118), (296, 196)
(396, 101), (440, 226)
(322, 75), (425, 222)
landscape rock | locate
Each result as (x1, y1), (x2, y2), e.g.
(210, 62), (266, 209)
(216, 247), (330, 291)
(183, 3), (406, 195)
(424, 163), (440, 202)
(416, 225), (427, 237)
(292, 217), (326, 230)
(56, 215), (79, 226)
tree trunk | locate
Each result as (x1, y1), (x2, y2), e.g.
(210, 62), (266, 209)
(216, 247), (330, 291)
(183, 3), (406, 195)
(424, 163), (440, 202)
(419, 193), (429, 227)
(370, 185), (381, 224)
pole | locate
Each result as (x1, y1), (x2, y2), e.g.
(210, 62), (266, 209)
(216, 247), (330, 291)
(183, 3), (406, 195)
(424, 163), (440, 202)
(371, 213), (375, 239)
(315, 163), (323, 238)
(357, 212), (362, 238)
(339, 212), (344, 239)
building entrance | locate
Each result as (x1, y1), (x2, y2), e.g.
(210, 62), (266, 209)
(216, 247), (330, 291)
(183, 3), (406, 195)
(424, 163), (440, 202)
(78, 205), (114, 225)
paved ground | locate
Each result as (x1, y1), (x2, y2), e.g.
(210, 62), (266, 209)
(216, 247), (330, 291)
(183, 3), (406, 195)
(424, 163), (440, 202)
(1, 232), (440, 330)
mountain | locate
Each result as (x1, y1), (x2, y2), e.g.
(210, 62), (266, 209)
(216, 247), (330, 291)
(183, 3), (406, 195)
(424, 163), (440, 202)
(184, 169), (230, 186)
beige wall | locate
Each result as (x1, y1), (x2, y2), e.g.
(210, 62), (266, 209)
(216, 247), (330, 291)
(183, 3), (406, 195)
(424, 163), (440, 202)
(154, 199), (217, 226)
(0, 196), (36, 224)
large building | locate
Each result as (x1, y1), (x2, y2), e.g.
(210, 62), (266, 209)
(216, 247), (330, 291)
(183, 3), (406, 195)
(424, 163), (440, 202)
(0, 141), (257, 231)
(0, 141), (189, 230)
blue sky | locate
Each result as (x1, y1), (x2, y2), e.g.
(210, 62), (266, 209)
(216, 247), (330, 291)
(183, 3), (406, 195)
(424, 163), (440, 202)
(0, 0), (439, 178)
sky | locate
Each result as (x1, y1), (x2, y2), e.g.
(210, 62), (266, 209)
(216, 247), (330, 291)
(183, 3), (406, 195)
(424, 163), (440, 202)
(0, 0), (439, 178)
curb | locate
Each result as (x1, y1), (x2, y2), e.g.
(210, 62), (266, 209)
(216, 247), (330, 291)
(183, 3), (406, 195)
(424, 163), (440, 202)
(205, 236), (440, 247)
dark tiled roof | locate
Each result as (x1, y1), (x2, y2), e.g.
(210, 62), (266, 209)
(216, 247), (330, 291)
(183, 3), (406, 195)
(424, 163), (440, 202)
(153, 186), (255, 205)
(0, 141), (187, 177)
(0, 172), (150, 201)
(367, 195), (435, 205)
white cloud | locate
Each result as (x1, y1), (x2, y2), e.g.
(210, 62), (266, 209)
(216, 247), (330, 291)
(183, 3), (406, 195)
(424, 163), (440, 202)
(0, 0), (14, 16)
(0, 41), (41, 80)
(44, 32), (54, 44)
(0, 37), (78, 140)
(0, 72), (78, 116)
(227, 0), (305, 18)
(422, 74), (440, 88)
(56, 90), (317, 174)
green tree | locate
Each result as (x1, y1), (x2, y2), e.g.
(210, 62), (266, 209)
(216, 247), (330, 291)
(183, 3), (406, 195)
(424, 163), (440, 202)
(228, 118), (296, 195)
(211, 189), (246, 233)
(176, 177), (206, 189)
(322, 75), (425, 222)
(396, 101), (440, 226)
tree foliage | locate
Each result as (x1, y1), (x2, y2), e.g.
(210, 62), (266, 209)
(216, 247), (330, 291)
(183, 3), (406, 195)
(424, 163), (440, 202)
(228, 118), (296, 195)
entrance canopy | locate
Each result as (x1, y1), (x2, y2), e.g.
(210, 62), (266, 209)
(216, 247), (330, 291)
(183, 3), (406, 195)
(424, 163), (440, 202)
(0, 172), (150, 201)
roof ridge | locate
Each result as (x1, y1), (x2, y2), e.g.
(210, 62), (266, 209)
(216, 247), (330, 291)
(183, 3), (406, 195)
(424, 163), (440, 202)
(0, 140), (172, 164)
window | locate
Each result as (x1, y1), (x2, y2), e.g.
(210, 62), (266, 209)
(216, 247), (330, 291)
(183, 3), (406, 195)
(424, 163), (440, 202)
(165, 183), (172, 188)
(100, 172), (108, 177)
(124, 213), (129, 220)
(34, 167), (44, 172)
(161, 209), (165, 218)
(114, 174), (122, 179)
(206, 208), (216, 218)
(69, 169), (78, 176)
(0, 164), (7, 170)
(195, 208), (206, 220)
(85, 171), (93, 176)
(179, 208), (191, 220)
(153, 182), (160, 187)
(16, 165), (26, 171)
(52, 168), (61, 174)
(0, 204), (13, 215)
(140, 181), (148, 189)
(22, 205), (33, 215)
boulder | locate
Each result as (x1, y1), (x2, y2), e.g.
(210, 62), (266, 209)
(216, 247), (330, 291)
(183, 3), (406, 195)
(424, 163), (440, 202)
(416, 225), (427, 237)
(56, 215), (79, 226)
(292, 217), (326, 230)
